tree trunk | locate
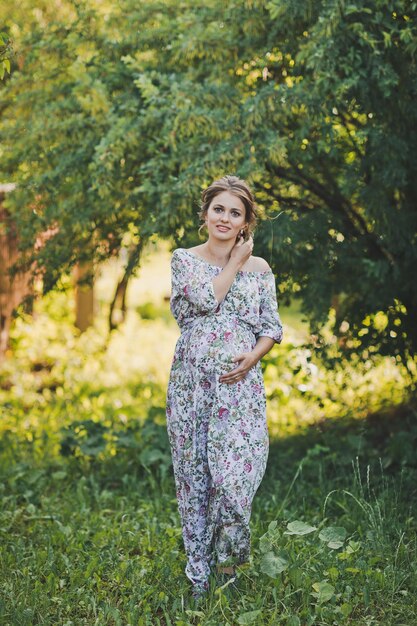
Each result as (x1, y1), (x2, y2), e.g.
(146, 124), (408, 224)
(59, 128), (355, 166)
(74, 261), (94, 332)
(0, 184), (32, 360)
(109, 240), (144, 332)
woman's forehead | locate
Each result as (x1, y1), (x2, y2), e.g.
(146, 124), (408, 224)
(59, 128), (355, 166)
(210, 190), (245, 211)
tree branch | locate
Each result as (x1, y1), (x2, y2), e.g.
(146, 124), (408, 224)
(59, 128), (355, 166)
(108, 238), (145, 332)
(266, 160), (397, 265)
(317, 163), (397, 266)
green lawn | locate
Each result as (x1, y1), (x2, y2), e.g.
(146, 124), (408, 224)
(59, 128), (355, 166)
(1, 244), (416, 625)
(1, 396), (416, 625)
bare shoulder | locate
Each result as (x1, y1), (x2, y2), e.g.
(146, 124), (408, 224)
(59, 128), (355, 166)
(173, 246), (198, 256)
(244, 256), (271, 272)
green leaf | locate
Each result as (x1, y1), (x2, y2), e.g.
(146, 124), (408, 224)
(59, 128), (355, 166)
(259, 532), (273, 554)
(260, 551), (288, 578)
(319, 526), (347, 548)
(259, 520), (280, 553)
(311, 581), (335, 603)
(341, 603), (353, 617)
(286, 617), (301, 626)
(327, 566), (339, 581)
(185, 610), (205, 618)
(238, 610), (262, 625)
(288, 566), (303, 587)
(51, 470), (67, 480)
(284, 520), (317, 536)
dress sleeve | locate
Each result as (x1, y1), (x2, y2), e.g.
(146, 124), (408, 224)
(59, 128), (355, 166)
(255, 269), (284, 344)
(170, 249), (220, 325)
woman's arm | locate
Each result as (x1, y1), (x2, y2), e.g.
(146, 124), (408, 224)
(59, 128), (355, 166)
(219, 265), (283, 385)
(219, 336), (275, 384)
(251, 336), (276, 361)
(211, 257), (243, 303)
(211, 236), (254, 303)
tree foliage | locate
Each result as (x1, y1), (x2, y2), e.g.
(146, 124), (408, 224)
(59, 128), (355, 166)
(1, 0), (416, 365)
(0, 31), (12, 79)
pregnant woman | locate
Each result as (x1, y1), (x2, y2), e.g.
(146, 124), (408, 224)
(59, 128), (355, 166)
(166, 174), (283, 599)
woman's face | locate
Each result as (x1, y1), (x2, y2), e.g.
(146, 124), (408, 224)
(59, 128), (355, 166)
(205, 190), (247, 242)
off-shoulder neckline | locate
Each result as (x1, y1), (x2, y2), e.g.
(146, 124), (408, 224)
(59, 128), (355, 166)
(176, 248), (272, 274)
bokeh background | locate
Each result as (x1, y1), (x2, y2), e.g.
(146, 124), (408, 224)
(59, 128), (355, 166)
(1, 1), (416, 624)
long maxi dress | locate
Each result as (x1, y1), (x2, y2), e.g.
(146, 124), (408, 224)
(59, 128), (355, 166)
(165, 248), (283, 593)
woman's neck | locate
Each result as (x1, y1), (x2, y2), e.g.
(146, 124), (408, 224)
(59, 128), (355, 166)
(202, 239), (235, 265)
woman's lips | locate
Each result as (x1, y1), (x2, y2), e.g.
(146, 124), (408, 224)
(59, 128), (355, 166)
(216, 225), (231, 231)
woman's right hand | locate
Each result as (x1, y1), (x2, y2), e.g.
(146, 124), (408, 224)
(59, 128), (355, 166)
(230, 233), (254, 269)
(212, 232), (254, 303)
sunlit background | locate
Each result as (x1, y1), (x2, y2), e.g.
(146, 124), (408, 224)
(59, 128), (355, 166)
(1, 0), (416, 623)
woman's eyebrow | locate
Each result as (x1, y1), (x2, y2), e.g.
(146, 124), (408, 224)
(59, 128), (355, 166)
(214, 203), (242, 211)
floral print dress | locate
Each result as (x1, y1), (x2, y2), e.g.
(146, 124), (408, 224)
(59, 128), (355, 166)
(166, 248), (283, 593)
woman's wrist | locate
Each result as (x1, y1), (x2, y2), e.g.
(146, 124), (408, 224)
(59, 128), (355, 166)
(251, 337), (275, 361)
(227, 256), (244, 272)
(248, 351), (260, 367)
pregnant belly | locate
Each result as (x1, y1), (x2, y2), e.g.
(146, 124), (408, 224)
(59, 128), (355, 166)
(185, 318), (256, 376)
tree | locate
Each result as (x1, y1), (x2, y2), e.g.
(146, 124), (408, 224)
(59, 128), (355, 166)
(1, 0), (416, 368)
(246, 0), (417, 368)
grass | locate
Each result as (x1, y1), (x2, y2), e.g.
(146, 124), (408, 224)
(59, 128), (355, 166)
(1, 241), (416, 624)
(1, 403), (416, 625)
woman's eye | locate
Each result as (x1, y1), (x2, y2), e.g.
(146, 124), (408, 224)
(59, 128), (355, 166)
(213, 206), (240, 217)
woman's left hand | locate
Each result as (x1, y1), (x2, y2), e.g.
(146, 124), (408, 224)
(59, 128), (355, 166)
(219, 352), (258, 384)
